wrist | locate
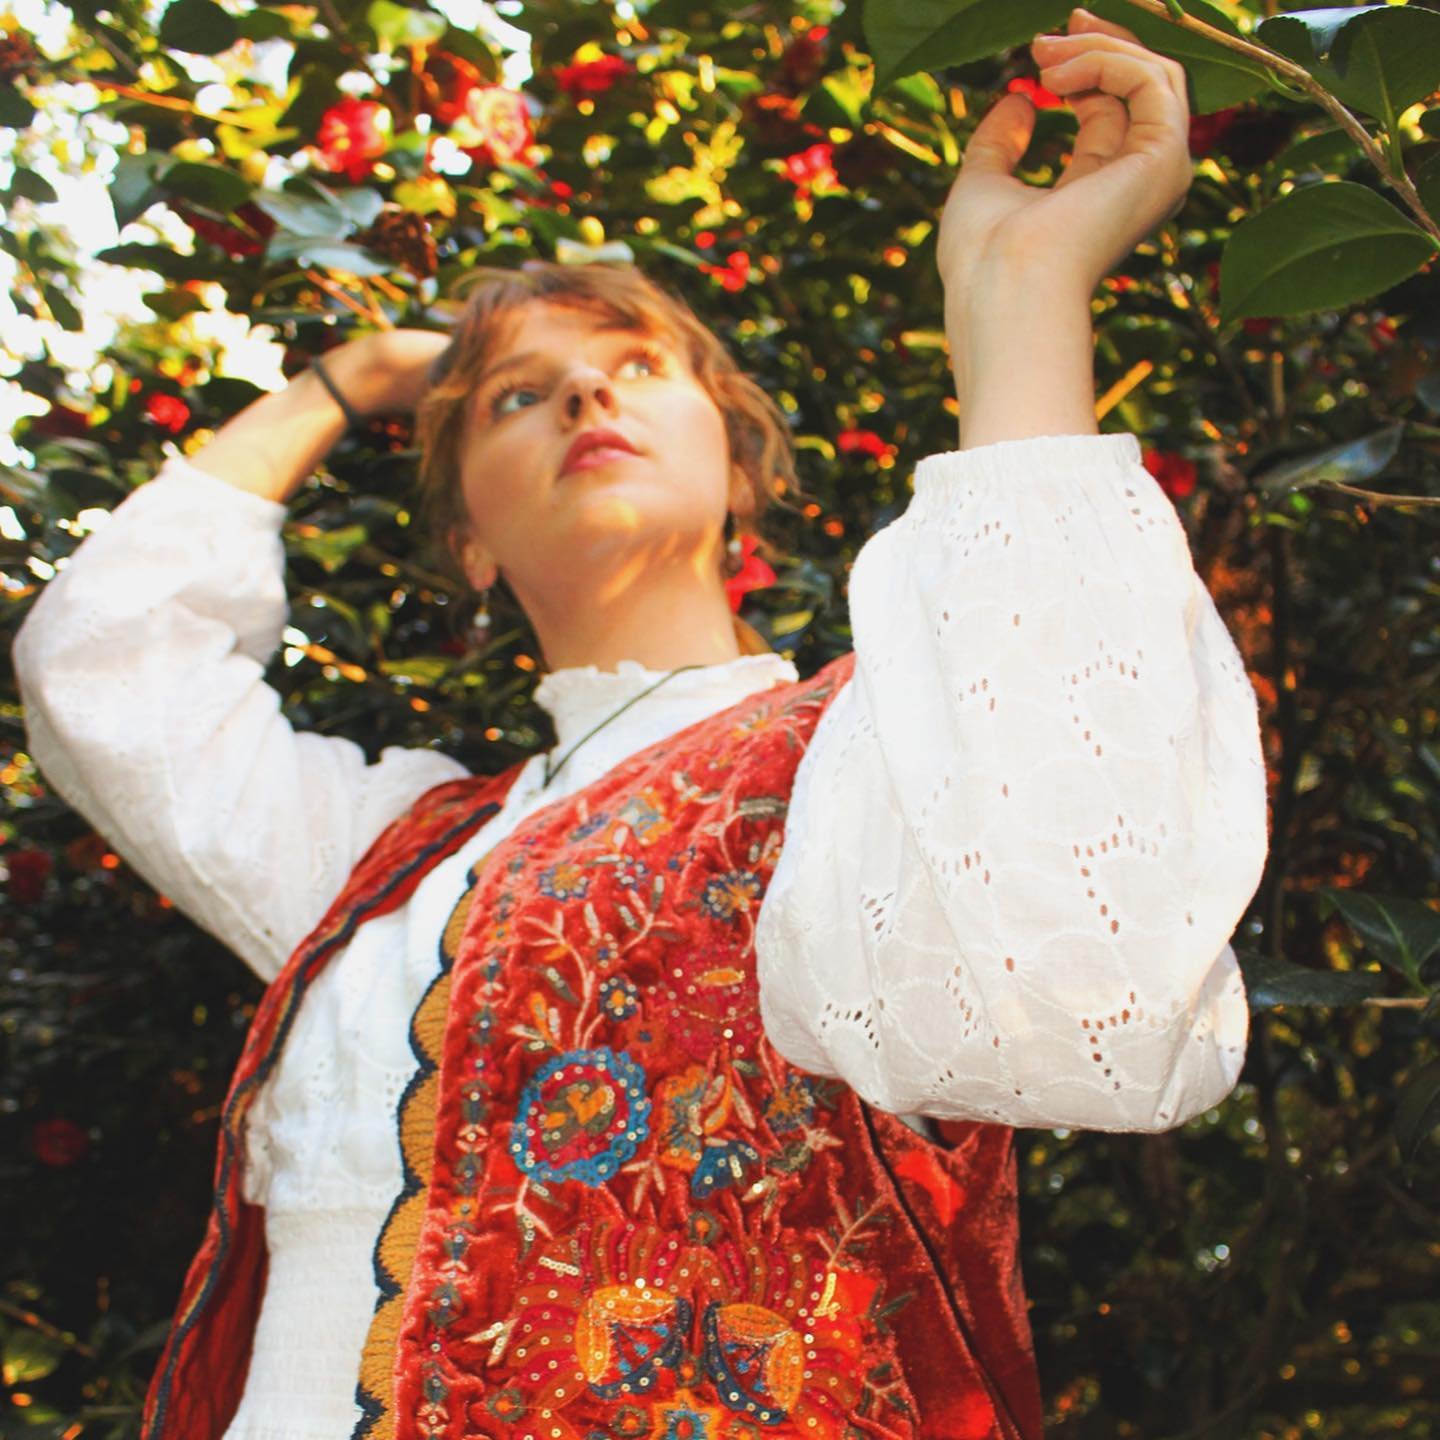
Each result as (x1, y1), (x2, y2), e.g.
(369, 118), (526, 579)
(320, 334), (394, 420)
(942, 269), (1099, 451)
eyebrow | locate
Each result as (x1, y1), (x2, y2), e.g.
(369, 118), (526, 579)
(475, 324), (664, 392)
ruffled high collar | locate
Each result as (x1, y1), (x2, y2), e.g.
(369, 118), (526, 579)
(533, 651), (799, 758)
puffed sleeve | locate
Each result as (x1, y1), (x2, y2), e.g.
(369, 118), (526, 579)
(754, 431), (1269, 1133)
(11, 456), (469, 985)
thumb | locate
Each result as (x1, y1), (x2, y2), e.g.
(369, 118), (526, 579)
(960, 91), (1036, 177)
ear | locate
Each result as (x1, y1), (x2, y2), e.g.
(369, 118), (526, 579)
(450, 523), (498, 592)
(727, 461), (758, 520)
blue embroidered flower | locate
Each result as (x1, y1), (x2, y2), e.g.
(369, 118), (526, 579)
(510, 1047), (651, 1187)
(691, 1139), (761, 1198)
(539, 861), (590, 902)
(599, 974), (639, 1022)
(700, 869), (762, 922)
(763, 1075), (815, 1135)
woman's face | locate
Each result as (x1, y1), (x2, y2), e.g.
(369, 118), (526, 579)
(450, 300), (749, 617)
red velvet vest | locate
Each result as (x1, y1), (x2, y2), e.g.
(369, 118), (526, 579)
(140, 653), (1043, 1440)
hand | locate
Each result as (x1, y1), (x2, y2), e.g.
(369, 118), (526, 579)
(327, 328), (452, 419)
(937, 7), (1193, 305)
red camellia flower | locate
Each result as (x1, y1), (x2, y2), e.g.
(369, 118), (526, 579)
(784, 141), (838, 194)
(554, 53), (633, 101)
(700, 251), (750, 292)
(837, 428), (889, 461)
(32, 1118), (89, 1167)
(5, 846), (52, 903)
(1188, 107), (1241, 159)
(145, 393), (190, 434)
(1007, 75), (1066, 109)
(724, 534), (777, 613)
(1142, 448), (1197, 501)
(420, 50), (485, 128)
(453, 85), (535, 168)
(315, 96), (392, 183)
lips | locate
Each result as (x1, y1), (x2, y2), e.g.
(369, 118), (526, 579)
(560, 427), (639, 477)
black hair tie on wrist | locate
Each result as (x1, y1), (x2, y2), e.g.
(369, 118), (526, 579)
(311, 355), (363, 430)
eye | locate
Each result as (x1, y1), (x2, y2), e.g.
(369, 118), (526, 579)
(489, 379), (542, 419)
(615, 342), (668, 379)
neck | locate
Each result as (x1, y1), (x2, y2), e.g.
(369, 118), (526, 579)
(516, 566), (746, 674)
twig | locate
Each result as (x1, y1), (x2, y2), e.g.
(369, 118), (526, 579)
(303, 269), (383, 324)
(0, 1298), (95, 1359)
(1119, 0), (1440, 248)
(1316, 479), (1440, 508)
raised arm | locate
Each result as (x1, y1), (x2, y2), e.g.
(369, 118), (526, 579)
(12, 332), (468, 983)
(754, 9), (1269, 1131)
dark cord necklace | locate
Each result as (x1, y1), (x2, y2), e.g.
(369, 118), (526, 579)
(541, 663), (705, 789)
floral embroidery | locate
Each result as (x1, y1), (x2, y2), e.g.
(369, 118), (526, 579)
(691, 1139), (761, 1198)
(540, 860), (591, 901)
(698, 869), (761, 922)
(763, 1074), (816, 1134)
(485, 1215), (898, 1438)
(510, 1047), (652, 1186)
(599, 974), (640, 1022)
(617, 789), (674, 845)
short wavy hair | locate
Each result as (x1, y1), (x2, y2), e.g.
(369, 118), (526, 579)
(414, 260), (802, 651)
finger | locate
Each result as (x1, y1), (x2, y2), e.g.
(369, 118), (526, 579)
(959, 91), (1039, 176)
(1037, 48), (1189, 145)
(1055, 91), (1129, 188)
(1033, 30), (1189, 109)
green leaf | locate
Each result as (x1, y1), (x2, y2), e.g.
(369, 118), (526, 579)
(1257, 6), (1440, 125)
(159, 0), (240, 54)
(290, 523), (371, 574)
(142, 288), (209, 319)
(160, 160), (253, 212)
(378, 655), (451, 684)
(1395, 1058), (1440, 1164)
(1236, 948), (1386, 1013)
(367, 0), (447, 48)
(2, 1327), (64, 1385)
(1267, 127), (1359, 182)
(863, 0), (1266, 110)
(1253, 421), (1404, 499)
(7, 167), (58, 204)
(266, 235), (395, 275)
(865, 0), (1065, 90)
(109, 152), (166, 229)
(1218, 181), (1436, 324)
(42, 283), (83, 331)
(0, 88), (36, 128)
(235, 7), (293, 41)
(94, 242), (218, 282)
(254, 191), (348, 239)
(1081, 0), (1269, 114)
(1319, 889), (1440, 991)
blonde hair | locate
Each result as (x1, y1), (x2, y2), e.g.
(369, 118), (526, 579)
(414, 260), (803, 656)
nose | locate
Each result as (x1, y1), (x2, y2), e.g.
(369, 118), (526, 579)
(559, 365), (618, 427)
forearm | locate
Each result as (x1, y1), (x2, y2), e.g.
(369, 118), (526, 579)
(944, 265), (1099, 450)
(184, 330), (446, 504)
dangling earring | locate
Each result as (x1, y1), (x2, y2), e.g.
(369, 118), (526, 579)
(723, 512), (743, 576)
(470, 587), (492, 644)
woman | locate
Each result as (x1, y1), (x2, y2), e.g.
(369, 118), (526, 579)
(13, 11), (1269, 1439)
